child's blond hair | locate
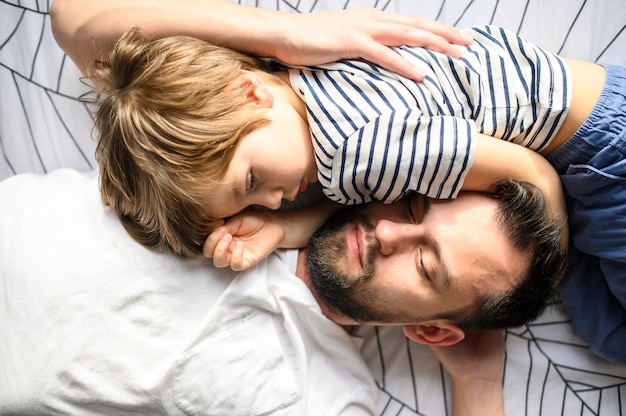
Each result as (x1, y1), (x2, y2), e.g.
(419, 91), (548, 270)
(87, 28), (274, 257)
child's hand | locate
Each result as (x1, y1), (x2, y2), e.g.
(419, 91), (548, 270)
(203, 211), (286, 271)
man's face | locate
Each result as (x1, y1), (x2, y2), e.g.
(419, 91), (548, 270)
(306, 192), (529, 325)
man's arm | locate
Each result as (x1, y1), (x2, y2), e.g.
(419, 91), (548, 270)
(430, 330), (506, 416)
(50, 0), (472, 79)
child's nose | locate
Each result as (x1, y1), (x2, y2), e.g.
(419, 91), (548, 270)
(257, 189), (283, 210)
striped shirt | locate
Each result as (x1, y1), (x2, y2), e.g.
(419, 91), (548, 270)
(287, 26), (571, 205)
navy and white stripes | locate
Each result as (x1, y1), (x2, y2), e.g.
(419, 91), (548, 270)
(288, 25), (571, 205)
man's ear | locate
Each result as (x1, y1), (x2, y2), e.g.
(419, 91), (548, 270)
(402, 322), (465, 346)
(235, 69), (274, 107)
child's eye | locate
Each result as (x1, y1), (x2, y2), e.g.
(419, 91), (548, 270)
(246, 172), (257, 193)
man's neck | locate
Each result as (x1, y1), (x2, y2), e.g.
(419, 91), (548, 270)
(295, 248), (308, 281)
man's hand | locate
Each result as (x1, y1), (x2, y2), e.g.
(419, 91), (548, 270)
(203, 211), (285, 271)
(272, 8), (474, 81)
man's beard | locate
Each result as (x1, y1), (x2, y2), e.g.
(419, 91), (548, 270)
(305, 209), (383, 323)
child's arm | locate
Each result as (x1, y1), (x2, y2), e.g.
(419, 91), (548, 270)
(50, 0), (471, 80)
(204, 200), (341, 271)
(464, 133), (568, 243)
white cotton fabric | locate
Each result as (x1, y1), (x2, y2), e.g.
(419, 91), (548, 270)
(0, 169), (376, 415)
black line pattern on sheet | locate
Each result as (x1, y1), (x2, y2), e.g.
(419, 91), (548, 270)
(0, 1), (95, 178)
(524, 337), (536, 416)
(0, 132), (15, 176)
(45, 88), (93, 165)
(12, 68), (45, 171)
(596, 24), (626, 63)
(0, 7), (24, 50)
(406, 337), (419, 411)
(555, 0), (586, 55)
(2, 1), (626, 415)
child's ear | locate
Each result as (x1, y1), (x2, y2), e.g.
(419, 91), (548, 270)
(402, 322), (465, 346)
(236, 69), (274, 107)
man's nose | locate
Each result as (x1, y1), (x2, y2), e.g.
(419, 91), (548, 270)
(375, 219), (419, 256)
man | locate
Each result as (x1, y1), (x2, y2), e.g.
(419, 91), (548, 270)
(306, 180), (565, 337)
(0, 169), (562, 415)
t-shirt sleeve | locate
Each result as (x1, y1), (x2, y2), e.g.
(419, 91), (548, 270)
(460, 26), (571, 152)
(317, 110), (477, 205)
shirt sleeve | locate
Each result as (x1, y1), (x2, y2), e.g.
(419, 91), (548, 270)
(460, 26), (571, 152)
(317, 110), (477, 205)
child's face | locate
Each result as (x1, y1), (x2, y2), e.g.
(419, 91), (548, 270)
(204, 101), (318, 219)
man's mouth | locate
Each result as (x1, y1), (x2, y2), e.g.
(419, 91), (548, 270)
(347, 223), (366, 271)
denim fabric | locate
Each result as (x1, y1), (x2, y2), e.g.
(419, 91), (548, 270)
(547, 64), (626, 363)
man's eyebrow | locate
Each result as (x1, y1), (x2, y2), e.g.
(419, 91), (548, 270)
(433, 241), (452, 290)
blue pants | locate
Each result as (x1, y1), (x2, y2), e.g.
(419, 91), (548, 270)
(547, 64), (626, 364)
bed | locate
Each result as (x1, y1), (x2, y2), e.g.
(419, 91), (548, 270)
(1, 1), (625, 414)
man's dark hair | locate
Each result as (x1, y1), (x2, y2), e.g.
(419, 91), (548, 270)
(307, 180), (568, 329)
(446, 180), (567, 329)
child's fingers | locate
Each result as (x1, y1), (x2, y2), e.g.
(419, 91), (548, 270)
(229, 241), (252, 271)
(203, 227), (226, 258)
(211, 232), (234, 268)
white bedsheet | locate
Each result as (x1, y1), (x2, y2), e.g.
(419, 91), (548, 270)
(1, 1), (625, 414)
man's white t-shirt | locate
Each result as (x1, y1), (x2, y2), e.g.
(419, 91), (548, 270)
(0, 169), (377, 415)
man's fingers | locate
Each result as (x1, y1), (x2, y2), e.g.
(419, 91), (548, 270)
(359, 43), (425, 81)
(377, 12), (473, 46)
(356, 26), (471, 81)
(404, 17), (473, 46)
